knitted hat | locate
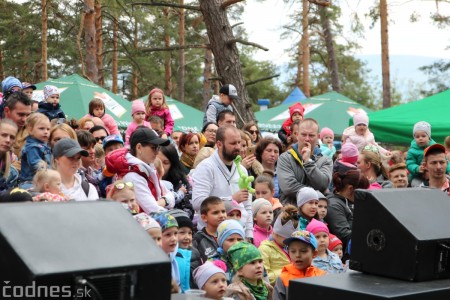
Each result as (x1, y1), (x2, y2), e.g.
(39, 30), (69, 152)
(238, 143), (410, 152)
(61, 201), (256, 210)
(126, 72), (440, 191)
(224, 200), (241, 216)
(133, 213), (161, 231)
(306, 218), (329, 235)
(284, 230), (318, 250)
(296, 187), (319, 208)
(217, 219), (245, 247)
(151, 211), (178, 232)
(193, 261), (226, 289)
(273, 215), (297, 238)
(44, 85), (59, 100)
(320, 127), (334, 140)
(227, 242), (262, 272)
(132, 100), (146, 116)
(341, 143), (359, 165)
(316, 191), (328, 204)
(328, 234), (343, 251)
(413, 121), (431, 138)
(167, 209), (193, 230)
(353, 113), (369, 126)
(252, 198), (272, 218)
(289, 103), (304, 118)
(1, 76), (22, 93)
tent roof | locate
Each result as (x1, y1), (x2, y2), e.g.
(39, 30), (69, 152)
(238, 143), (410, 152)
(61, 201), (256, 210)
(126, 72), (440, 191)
(282, 86), (307, 105)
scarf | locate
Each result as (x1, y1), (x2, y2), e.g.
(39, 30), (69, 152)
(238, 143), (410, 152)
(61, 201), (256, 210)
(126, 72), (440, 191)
(180, 153), (196, 170)
(241, 278), (268, 300)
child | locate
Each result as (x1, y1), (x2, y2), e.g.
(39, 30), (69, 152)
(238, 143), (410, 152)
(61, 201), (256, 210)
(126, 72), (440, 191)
(328, 233), (344, 261)
(103, 134), (124, 155)
(145, 88), (174, 138)
(254, 175), (282, 223)
(258, 207), (297, 285)
(22, 82), (36, 100)
(193, 261), (228, 300)
(133, 212), (162, 247)
(224, 199), (242, 221)
(306, 219), (344, 274)
(19, 113), (52, 186)
(278, 103), (304, 146)
(296, 187), (320, 230)
(273, 230), (326, 300)
(317, 191), (328, 221)
(37, 85), (66, 121)
(85, 97), (119, 135)
(32, 169), (68, 202)
(106, 180), (139, 214)
(203, 84), (237, 127)
(93, 143), (105, 171)
(192, 196), (226, 262)
(319, 127), (336, 158)
(252, 198), (273, 248)
(225, 242), (273, 300)
(154, 157), (178, 210)
(126, 100), (151, 146)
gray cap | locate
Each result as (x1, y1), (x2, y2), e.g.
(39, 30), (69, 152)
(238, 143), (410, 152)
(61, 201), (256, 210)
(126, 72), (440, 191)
(53, 138), (89, 158)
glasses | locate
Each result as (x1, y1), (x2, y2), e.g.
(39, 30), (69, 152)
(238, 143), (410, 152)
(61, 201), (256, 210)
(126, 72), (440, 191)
(95, 136), (106, 142)
(114, 182), (134, 190)
(363, 145), (379, 153)
(249, 130), (259, 135)
(205, 129), (217, 134)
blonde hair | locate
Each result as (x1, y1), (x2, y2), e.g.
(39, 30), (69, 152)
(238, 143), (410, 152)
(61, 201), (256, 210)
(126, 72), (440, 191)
(361, 150), (389, 178)
(78, 116), (95, 130)
(0, 119), (18, 179)
(106, 180), (135, 199)
(145, 88), (168, 112)
(49, 123), (77, 144)
(94, 144), (105, 159)
(33, 169), (60, 192)
(26, 112), (49, 132)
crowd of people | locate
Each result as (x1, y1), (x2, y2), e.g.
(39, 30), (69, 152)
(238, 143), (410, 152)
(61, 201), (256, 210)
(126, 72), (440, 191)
(1, 77), (449, 300)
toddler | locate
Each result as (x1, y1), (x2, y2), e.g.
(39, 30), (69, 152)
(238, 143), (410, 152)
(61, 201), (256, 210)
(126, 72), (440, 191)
(252, 198), (273, 248)
(85, 97), (119, 135)
(32, 169), (68, 202)
(125, 100), (151, 146)
(306, 219), (344, 274)
(145, 88), (174, 138)
(319, 127), (336, 157)
(203, 84), (237, 127)
(19, 113), (52, 186)
(37, 85), (66, 121)
(224, 199), (242, 221)
(193, 261), (228, 300)
(225, 242), (273, 300)
(278, 103), (304, 146)
(328, 233), (344, 261)
(133, 212), (162, 246)
(254, 174), (282, 222)
(296, 187), (320, 230)
(106, 180), (139, 214)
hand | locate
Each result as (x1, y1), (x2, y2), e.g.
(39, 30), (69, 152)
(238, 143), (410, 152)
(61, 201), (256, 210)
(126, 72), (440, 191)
(301, 142), (312, 161)
(161, 133), (168, 139)
(328, 143), (333, 150)
(241, 155), (256, 169)
(178, 185), (187, 194)
(419, 164), (426, 174)
(232, 190), (249, 203)
(157, 198), (166, 207)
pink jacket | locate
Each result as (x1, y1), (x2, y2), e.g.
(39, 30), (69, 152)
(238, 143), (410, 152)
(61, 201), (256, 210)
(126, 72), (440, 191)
(125, 121), (151, 146)
(146, 107), (174, 136)
(342, 126), (389, 156)
(84, 113), (119, 135)
(253, 224), (273, 248)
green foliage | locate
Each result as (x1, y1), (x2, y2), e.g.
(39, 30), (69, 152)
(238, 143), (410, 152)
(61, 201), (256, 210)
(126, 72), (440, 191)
(418, 60), (450, 96)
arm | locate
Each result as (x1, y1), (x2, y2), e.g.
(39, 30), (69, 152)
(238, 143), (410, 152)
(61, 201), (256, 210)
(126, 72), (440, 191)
(25, 146), (47, 173)
(163, 109), (174, 136)
(303, 156), (333, 192)
(406, 149), (420, 175)
(123, 172), (163, 214)
(259, 244), (276, 285)
(102, 114), (120, 135)
(277, 128), (288, 144)
(276, 153), (306, 200)
(205, 104), (217, 124)
(191, 163), (215, 212)
(243, 195), (253, 238)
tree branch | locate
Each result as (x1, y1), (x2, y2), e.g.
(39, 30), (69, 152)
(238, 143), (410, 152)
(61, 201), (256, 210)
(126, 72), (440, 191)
(227, 38), (269, 51)
(208, 76), (223, 81)
(231, 22), (244, 29)
(142, 44), (209, 52)
(131, 1), (201, 11)
(245, 74), (280, 86)
(221, 0), (245, 9)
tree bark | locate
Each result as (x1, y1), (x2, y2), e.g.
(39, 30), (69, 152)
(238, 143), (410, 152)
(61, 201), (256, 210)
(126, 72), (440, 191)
(199, 0), (255, 126)
(202, 37), (213, 108)
(132, 15), (139, 99)
(301, 0), (310, 97)
(163, 8), (173, 97)
(111, 18), (118, 93)
(178, 0), (186, 102)
(0, 50), (4, 81)
(380, 0), (391, 108)
(84, 0), (98, 83)
(41, 0), (48, 81)
(95, 0), (104, 86)
(319, 6), (340, 92)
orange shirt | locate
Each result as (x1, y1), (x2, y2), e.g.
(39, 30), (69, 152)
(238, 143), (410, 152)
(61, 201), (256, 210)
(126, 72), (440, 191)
(280, 264), (327, 287)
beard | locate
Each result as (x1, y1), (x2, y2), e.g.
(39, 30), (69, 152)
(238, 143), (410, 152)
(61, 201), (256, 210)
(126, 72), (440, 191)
(222, 145), (239, 162)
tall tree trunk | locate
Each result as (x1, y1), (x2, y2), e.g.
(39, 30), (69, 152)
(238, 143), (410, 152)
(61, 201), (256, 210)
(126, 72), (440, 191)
(296, 39), (302, 88)
(132, 16), (139, 99)
(41, 0), (48, 81)
(111, 18), (118, 93)
(202, 39), (213, 108)
(301, 0), (310, 97)
(380, 0), (391, 108)
(319, 6), (340, 92)
(84, 0), (98, 83)
(199, 0), (255, 126)
(0, 50), (4, 81)
(163, 8), (172, 96)
(95, 0), (104, 86)
(178, 0), (185, 102)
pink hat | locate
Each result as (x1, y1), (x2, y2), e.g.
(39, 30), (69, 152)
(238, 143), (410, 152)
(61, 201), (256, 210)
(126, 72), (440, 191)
(132, 100), (146, 115)
(306, 218), (329, 235)
(328, 234), (343, 251)
(320, 127), (334, 140)
(341, 143), (359, 165)
(353, 113), (369, 126)
(43, 85), (59, 100)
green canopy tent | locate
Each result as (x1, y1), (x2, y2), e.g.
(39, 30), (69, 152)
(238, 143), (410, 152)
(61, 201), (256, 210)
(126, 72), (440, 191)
(255, 91), (372, 137)
(365, 89), (450, 144)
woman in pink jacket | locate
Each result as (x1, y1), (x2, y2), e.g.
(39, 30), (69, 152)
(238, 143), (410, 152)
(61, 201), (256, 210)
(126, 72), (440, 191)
(145, 88), (174, 138)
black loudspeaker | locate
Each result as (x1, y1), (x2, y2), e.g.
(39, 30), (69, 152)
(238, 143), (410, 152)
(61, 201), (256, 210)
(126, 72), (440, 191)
(0, 201), (171, 300)
(350, 188), (450, 281)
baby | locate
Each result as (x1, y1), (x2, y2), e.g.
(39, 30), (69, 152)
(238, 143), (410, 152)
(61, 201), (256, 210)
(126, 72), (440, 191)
(32, 169), (68, 202)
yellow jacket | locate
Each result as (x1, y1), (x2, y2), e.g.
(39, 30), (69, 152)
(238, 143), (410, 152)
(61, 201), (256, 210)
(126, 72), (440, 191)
(259, 239), (290, 285)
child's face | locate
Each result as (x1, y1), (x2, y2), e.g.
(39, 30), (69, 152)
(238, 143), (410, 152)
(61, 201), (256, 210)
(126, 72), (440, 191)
(148, 228), (162, 247)
(133, 111), (146, 123)
(291, 112), (302, 122)
(177, 226), (192, 249)
(317, 199), (328, 220)
(161, 227), (178, 253)
(414, 131), (430, 147)
(314, 231), (329, 254)
(47, 94), (60, 105)
(300, 200), (319, 219)
(322, 135), (333, 145)
(254, 205), (273, 228)
(254, 182), (273, 201)
(201, 203), (226, 230)
(46, 174), (62, 195)
(29, 119), (51, 143)
(222, 233), (244, 253)
(288, 241), (315, 271)
(203, 273), (227, 300)
(111, 188), (139, 213)
(355, 124), (367, 136)
(237, 259), (264, 284)
(104, 142), (123, 155)
(23, 88), (34, 99)
(83, 121), (95, 131)
(93, 106), (105, 117)
(227, 210), (241, 221)
(331, 244), (343, 259)
(151, 92), (164, 108)
(220, 94), (232, 106)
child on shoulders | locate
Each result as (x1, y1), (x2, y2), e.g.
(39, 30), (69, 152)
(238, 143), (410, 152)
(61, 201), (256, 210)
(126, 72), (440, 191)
(278, 103), (304, 147)
(84, 97), (119, 136)
(319, 127), (336, 158)
(125, 100), (151, 146)
(145, 88), (174, 138)
(37, 85), (65, 121)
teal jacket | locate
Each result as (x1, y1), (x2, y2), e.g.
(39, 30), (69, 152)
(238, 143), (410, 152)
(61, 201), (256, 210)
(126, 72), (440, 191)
(406, 139), (450, 176)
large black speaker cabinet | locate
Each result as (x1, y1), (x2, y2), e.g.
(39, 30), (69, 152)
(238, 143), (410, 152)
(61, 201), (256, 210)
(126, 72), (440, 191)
(0, 201), (171, 300)
(350, 188), (450, 281)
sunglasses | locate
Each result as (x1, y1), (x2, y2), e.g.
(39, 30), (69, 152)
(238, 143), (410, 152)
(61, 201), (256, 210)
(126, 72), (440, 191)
(95, 136), (107, 142)
(114, 182), (134, 190)
(249, 130), (259, 135)
(363, 145), (379, 153)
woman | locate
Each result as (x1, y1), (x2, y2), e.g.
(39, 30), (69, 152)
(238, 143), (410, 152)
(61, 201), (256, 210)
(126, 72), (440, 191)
(0, 119), (19, 192)
(105, 127), (171, 214)
(324, 170), (369, 252)
(357, 147), (392, 189)
(53, 138), (99, 200)
(243, 121), (261, 145)
(179, 132), (201, 175)
(201, 122), (218, 148)
(49, 123), (77, 149)
(255, 137), (283, 198)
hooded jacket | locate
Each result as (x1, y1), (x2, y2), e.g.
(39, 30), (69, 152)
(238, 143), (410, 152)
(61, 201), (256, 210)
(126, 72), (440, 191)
(342, 125), (389, 156)
(37, 102), (66, 121)
(278, 103), (305, 144)
(258, 240), (290, 285)
(192, 228), (219, 263)
(203, 95), (233, 126)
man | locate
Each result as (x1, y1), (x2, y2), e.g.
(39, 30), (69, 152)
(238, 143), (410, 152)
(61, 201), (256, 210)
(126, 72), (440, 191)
(89, 125), (109, 145)
(422, 144), (450, 192)
(203, 84), (237, 127)
(191, 125), (253, 238)
(217, 110), (236, 127)
(388, 163), (409, 188)
(277, 118), (333, 205)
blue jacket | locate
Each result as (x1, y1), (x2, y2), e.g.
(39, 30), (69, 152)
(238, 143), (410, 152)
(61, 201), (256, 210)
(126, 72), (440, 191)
(37, 102), (65, 121)
(0, 164), (19, 193)
(19, 136), (52, 182)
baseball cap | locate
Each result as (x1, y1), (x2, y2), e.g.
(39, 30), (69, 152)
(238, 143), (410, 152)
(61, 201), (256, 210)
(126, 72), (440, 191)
(424, 143), (446, 157)
(283, 230), (318, 250)
(219, 84), (238, 100)
(103, 134), (124, 149)
(130, 127), (170, 149)
(22, 82), (36, 90)
(53, 138), (89, 158)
